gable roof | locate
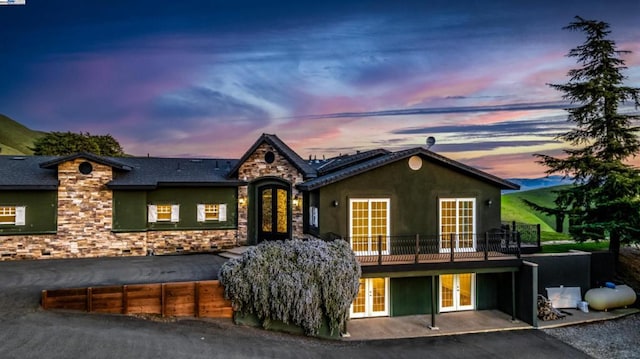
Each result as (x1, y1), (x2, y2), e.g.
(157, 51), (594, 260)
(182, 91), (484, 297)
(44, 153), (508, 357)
(39, 152), (133, 171)
(229, 133), (317, 179)
(297, 147), (519, 191)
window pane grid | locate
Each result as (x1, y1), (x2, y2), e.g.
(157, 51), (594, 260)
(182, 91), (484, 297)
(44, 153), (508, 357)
(156, 205), (172, 221)
(204, 204), (219, 220)
(0, 206), (16, 223)
(440, 199), (475, 250)
(350, 199), (389, 253)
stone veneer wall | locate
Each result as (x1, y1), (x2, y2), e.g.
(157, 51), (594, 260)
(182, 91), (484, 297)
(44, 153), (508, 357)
(0, 159), (237, 260)
(237, 142), (305, 240)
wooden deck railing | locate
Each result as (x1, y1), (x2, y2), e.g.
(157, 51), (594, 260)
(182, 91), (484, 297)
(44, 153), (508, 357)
(340, 232), (521, 266)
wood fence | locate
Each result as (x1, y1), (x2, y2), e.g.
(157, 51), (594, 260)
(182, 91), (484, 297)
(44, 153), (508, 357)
(41, 280), (233, 319)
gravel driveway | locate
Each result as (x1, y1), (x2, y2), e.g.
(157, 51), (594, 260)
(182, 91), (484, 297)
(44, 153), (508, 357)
(0, 254), (632, 359)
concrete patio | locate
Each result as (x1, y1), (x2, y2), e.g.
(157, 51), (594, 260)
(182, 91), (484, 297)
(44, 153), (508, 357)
(344, 308), (639, 340)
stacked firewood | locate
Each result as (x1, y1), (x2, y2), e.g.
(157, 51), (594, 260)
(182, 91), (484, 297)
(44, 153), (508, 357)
(537, 295), (566, 321)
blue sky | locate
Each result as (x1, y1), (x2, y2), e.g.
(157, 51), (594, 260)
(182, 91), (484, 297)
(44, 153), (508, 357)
(1, 0), (639, 177)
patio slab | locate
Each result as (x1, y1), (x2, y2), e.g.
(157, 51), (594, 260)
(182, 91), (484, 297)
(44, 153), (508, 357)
(343, 307), (639, 341)
(344, 310), (530, 340)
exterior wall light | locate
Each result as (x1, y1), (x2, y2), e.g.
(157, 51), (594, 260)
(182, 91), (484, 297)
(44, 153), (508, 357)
(239, 196), (247, 207)
(293, 195), (300, 208)
(332, 200), (339, 207)
(486, 199), (493, 207)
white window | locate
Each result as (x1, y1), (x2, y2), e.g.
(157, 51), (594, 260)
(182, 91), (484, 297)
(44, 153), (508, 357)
(349, 199), (390, 255)
(0, 206), (25, 225)
(197, 204), (227, 222)
(309, 206), (318, 227)
(439, 198), (476, 252)
(148, 204), (180, 223)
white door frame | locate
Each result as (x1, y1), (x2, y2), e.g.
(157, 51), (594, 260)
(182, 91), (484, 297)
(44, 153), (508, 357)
(438, 198), (476, 253)
(350, 277), (390, 318)
(349, 199), (391, 255)
(439, 273), (475, 312)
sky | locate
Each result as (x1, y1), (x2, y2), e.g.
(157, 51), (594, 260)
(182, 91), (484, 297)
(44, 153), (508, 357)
(1, 0), (639, 178)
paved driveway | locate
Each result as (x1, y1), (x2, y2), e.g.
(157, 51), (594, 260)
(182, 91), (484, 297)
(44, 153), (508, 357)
(0, 255), (590, 359)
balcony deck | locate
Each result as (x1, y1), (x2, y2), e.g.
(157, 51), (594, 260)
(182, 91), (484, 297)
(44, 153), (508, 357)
(357, 251), (519, 266)
(339, 233), (524, 266)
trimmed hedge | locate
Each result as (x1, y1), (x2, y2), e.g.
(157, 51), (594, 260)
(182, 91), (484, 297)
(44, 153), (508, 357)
(219, 239), (361, 336)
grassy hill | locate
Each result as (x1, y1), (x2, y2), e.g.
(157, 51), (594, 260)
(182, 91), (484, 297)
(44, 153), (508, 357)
(0, 114), (45, 155)
(502, 185), (572, 241)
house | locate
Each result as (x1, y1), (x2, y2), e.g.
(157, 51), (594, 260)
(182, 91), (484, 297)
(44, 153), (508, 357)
(0, 134), (532, 324)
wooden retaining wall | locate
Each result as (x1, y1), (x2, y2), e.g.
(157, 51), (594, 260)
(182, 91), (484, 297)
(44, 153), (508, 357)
(41, 280), (233, 319)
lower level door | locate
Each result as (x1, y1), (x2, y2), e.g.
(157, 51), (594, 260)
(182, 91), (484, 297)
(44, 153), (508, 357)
(440, 273), (475, 312)
(350, 278), (389, 318)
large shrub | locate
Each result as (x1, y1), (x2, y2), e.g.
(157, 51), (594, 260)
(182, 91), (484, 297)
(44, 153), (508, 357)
(218, 239), (361, 336)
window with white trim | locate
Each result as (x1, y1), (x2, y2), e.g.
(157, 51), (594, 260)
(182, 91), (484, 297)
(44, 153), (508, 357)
(349, 198), (390, 255)
(439, 198), (476, 252)
(148, 204), (180, 223)
(197, 203), (227, 222)
(0, 206), (25, 225)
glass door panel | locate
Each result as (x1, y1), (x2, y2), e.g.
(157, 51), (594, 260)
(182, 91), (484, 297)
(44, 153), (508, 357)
(257, 184), (290, 241)
(350, 278), (389, 318)
(440, 273), (475, 312)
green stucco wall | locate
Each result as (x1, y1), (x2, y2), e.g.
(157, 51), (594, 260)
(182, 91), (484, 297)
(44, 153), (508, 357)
(390, 276), (433, 316)
(0, 191), (57, 234)
(113, 187), (238, 231)
(476, 273), (499, 310)
(113, 191), (147, 231)
(316, 156), (502, 238)
(386, 272), (512, 316)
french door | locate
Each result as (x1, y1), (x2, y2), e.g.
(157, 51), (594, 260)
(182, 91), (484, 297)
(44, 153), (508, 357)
(349, 199), (390, 255)
(440, 273), (475, 312)
(350, 278), (389, 318)
(257, 184), (290, 242)
(439, 198), (476, 253)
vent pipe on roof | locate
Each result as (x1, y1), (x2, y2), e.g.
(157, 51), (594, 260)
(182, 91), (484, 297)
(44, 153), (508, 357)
(426, 136), (436, 150)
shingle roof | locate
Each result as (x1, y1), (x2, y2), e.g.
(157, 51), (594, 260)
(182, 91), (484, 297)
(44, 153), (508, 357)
(297, 147), (520, 191)
(0, 155), (58, 190)
(314, 149), (390, 175)
(106, 157), (242, 189)
(229, 133), (317, 179)
(0, 154), (243, 190)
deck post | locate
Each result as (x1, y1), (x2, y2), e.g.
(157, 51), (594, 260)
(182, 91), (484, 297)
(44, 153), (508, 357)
(429, 275), (438, 330)
(377, 235), (382, 265)
(484, 232), (489, 261)
(511, 271), (516, 321)
(450, 233), (455, 262)
(415, 234), (420, 264)
(516, 232), (521, 259)
(536, 223), (541, 249)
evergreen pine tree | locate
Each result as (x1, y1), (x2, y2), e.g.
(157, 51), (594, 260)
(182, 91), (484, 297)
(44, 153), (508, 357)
(534, 17), (640, 262)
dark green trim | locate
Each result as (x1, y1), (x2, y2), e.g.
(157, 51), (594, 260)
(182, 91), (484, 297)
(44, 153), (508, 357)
(0, 230), (57, 236)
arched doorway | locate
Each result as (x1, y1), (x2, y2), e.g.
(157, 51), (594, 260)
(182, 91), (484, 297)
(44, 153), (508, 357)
(257, 182), (291, 242)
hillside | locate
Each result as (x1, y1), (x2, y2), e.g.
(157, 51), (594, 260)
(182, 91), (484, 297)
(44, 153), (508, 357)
(502, 185), (572, 241)
(0, 114), (45, 155)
